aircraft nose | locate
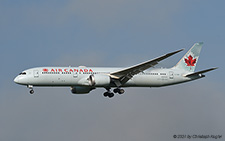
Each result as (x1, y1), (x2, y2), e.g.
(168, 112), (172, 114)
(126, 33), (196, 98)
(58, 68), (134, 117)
(14, 76), (20, 84)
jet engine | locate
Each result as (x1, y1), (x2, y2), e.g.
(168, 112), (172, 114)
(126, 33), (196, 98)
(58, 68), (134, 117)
(71, 86), (93, 94)
(89, 75), (111, 86)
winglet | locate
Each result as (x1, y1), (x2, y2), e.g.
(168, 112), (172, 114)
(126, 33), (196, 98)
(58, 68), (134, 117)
(172, 48), (184, 54)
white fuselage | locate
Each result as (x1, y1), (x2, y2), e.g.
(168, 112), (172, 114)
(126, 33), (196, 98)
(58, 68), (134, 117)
(14, 67), (202, 88)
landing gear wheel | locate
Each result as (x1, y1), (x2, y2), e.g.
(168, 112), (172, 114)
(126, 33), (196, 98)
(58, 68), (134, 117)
(113, 89), (119, 93)
(113, 88), (125, 94)
(30, 90), (34, 94)
(103, 92), (114, 98)
(118, 89), (125, 94)
(108, 93), (114, 98)
(103, 92), (108, 97)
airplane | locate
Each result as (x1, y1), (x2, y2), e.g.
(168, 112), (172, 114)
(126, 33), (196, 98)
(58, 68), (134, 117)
(14, 42), (217, 98)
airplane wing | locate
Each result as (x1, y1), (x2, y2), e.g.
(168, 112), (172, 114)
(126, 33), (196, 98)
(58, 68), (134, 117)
(110, 49), (184, 86)
(184, 67), (218, 77)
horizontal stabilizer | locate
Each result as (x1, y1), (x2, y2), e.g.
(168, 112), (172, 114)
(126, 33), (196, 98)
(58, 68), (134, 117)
(185, 67), (218, 77)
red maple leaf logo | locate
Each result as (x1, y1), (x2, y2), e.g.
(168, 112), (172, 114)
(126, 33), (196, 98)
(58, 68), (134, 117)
(43, 68), (48, 72)
(184, 55), (196, 66)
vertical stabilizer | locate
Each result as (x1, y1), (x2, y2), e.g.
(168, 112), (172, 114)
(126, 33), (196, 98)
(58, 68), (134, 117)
(174, 42), (203, 72)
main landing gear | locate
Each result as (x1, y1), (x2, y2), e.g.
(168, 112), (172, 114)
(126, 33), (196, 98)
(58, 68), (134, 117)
(113, 88), (125, 94)
(103, 88), (125, 98)
(28, 85), (34, 94)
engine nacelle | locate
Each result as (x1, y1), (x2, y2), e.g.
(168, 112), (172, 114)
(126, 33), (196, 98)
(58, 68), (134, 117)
(71, 86), (93, 94)
(89, 75), (111, 87)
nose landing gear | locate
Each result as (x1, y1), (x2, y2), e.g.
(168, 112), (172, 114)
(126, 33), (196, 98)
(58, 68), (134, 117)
(27, 85), (34, 94)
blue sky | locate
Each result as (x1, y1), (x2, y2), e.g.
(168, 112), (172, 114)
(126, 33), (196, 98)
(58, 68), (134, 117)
(0, 0), (225, 141)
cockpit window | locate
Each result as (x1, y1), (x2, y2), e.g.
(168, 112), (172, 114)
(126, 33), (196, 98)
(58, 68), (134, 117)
(19, 72), (26, 75)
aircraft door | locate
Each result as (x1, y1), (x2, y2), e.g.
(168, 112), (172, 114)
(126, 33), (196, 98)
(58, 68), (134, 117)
(34, 70), (39, 78)
(169, 71), (174, 79)
(73, 72), (78, 78)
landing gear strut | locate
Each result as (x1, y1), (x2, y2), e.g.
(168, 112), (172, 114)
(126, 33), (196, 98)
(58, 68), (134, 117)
(28, 85), (34, 94)
(103, 88), (125, 98)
